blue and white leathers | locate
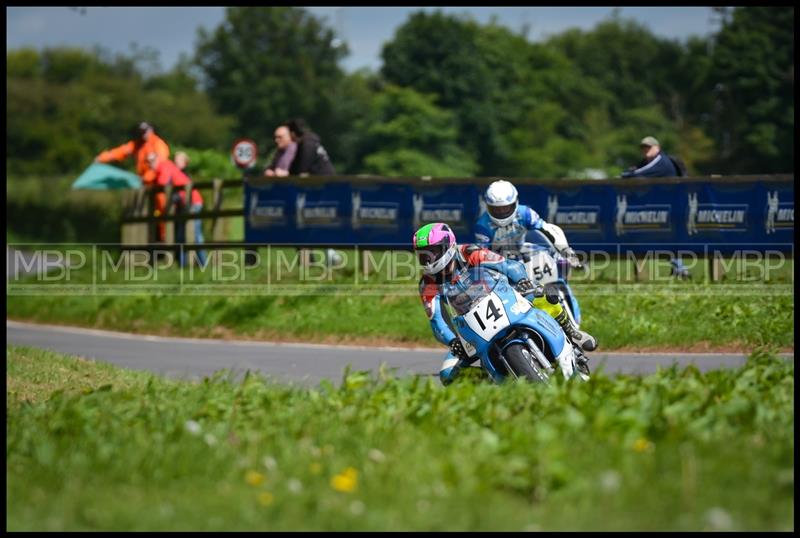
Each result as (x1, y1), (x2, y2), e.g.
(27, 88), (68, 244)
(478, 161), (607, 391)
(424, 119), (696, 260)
(421, 247), (529, 385)
(475, 205), (582, 327)
(441, 266), (581, 384)
(475, 204), (544, 254)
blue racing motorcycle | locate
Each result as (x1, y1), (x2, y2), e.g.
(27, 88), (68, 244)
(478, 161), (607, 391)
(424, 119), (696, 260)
(443, 265), (590, 384)
(505, 241), (582, 328)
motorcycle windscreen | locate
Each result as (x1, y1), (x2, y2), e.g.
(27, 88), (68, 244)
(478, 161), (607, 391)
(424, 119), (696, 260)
(444, 266), (500, 315)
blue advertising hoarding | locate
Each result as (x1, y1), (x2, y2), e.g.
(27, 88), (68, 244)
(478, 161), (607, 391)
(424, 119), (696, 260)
(244, 176), (794, 254)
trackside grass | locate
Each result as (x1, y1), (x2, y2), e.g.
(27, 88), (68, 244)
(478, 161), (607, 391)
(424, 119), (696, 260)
(6, 345), (794, 531)
(6, 288), (794, 350)
(5, 247), (795, 350)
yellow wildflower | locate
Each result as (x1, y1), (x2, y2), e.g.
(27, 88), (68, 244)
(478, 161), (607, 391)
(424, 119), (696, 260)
(330, 467), (359, 493)
(246, 470), (265, 486)
(258, 492), (274, 506)
(633, 438), (655, 453)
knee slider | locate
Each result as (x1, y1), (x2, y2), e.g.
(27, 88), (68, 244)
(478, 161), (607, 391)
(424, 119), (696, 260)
(543, 285), (560, 305)
(439, 367), (457, 385)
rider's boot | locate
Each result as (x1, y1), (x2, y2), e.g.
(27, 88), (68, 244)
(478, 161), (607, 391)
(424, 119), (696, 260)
(554, 309), (597, 352)
(533, 289), (597, 352)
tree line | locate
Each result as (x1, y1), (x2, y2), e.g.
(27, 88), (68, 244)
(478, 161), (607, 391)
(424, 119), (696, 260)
(6, 6), (794, 179)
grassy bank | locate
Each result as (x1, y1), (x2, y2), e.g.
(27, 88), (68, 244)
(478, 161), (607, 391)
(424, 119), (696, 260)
(6, 247), (794, 350)
(6, 345), (794, 531)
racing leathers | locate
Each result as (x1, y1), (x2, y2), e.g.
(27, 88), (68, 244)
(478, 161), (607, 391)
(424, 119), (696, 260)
(419, 244), (559, 385)
(474, 203), (579, 266)
(474, 202), (597, 352)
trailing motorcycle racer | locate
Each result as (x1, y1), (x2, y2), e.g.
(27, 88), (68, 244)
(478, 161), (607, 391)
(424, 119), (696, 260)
(476, 178), (592, 327)
(413, 222), (597, 385)
(475, 179), (580, 267)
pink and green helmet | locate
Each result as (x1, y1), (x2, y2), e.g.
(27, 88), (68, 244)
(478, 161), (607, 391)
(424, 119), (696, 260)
(413, 223), (458, 275)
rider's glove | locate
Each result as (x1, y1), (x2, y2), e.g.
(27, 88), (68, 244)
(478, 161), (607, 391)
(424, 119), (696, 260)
(449, 338), (469, 360)
(561, 247), (582, 269)
(515, 278), (544, 297)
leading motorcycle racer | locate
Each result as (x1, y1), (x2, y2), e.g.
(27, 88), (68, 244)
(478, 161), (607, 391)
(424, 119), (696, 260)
(413, 222), (596, 385)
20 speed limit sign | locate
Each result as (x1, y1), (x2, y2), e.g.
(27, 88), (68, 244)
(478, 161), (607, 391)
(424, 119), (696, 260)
(231, 139), (258, 168)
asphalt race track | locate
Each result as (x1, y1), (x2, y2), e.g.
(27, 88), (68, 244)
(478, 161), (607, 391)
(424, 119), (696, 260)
(7, 320), (792, 387)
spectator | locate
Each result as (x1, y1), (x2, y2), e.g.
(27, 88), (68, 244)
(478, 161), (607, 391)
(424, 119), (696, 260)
(147, 152), (208, 268)
(97, 122), (170, 242)
(264, 125), (297, 177)
(285, 118), (336, 176)
(620, 137), (688, 278)
(621, 136), (679, 178)
(174, 151), (209, 268)
(95, 121), (170, 185)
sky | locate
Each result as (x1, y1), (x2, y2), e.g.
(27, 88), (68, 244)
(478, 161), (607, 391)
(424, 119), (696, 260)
(6, 6), (723, 73)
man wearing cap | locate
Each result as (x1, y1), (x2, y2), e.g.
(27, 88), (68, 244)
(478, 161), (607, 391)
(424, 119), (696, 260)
(96, 122), (171, 241)
(621, 136), (679, 178)
(95, 122), (170, 185)
(621, 136), (690, 278)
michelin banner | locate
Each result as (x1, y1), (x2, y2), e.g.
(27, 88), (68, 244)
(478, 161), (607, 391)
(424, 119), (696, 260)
(244, 177), (793, 253)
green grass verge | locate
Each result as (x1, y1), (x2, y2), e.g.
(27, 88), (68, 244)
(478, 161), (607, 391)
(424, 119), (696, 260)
(5, 286), (795, 350)
(6, 247), (794, 349)
(6, 345), (794, 531)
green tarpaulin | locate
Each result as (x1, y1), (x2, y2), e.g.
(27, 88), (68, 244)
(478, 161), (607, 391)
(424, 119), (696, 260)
(71, 163), (142, 190)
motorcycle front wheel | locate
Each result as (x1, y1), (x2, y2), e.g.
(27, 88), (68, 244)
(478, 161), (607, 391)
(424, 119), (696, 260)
(504, 343), (550, 384)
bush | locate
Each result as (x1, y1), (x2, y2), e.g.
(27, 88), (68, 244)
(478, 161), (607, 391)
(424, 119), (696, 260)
(6, 175), (123, 243)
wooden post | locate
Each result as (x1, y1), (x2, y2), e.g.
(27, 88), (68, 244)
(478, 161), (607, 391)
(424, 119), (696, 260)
(211, 178), (225, 242)
(184, 183), (194, 245)
(362, 250), (371, 279)
(120, 190), (134, 245)
(163, 184), (175, 245)
(633, 253), (647, 282)
(298, 248), (310, 270)
(708, 254), (724, 282)
(147, 188), (158, 246)
(132, 187), (148, 246)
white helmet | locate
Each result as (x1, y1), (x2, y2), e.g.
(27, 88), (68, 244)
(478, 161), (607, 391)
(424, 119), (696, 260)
(484, 180), (519, 226)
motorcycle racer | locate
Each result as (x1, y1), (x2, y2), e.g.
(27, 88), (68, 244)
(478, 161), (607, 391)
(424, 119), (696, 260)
(476, 178), (593, 328)
(413, 222), (596, 385)
(475, 179), (580, 267)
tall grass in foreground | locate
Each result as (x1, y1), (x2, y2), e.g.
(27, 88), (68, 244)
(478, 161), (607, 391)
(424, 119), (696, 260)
(6, 346), (794, 531)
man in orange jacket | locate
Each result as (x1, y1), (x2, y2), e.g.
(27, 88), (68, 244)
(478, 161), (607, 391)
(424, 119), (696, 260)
(96, 122), (170, 241)
(95, 122), (170, 184)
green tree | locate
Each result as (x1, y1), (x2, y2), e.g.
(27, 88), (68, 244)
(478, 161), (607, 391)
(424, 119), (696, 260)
(380, 11), (507, 174)
(194, 7), (347, 158)
(325, 69), (382, 174)
(380, 11), (619, 178)
(548, 16), (683, 122)
(355, 85), (478, 177)
(707, 6), (794, 173)
(546, 16), (721, 176)
(505, 103), (589, 178)
(6, 47), (234, 176)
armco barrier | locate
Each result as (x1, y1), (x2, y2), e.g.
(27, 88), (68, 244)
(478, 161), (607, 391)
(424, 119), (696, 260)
(244, 174), (794, 254)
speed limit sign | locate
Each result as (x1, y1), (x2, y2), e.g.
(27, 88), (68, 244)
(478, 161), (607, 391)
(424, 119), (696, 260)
(231, 138), (258, 168)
